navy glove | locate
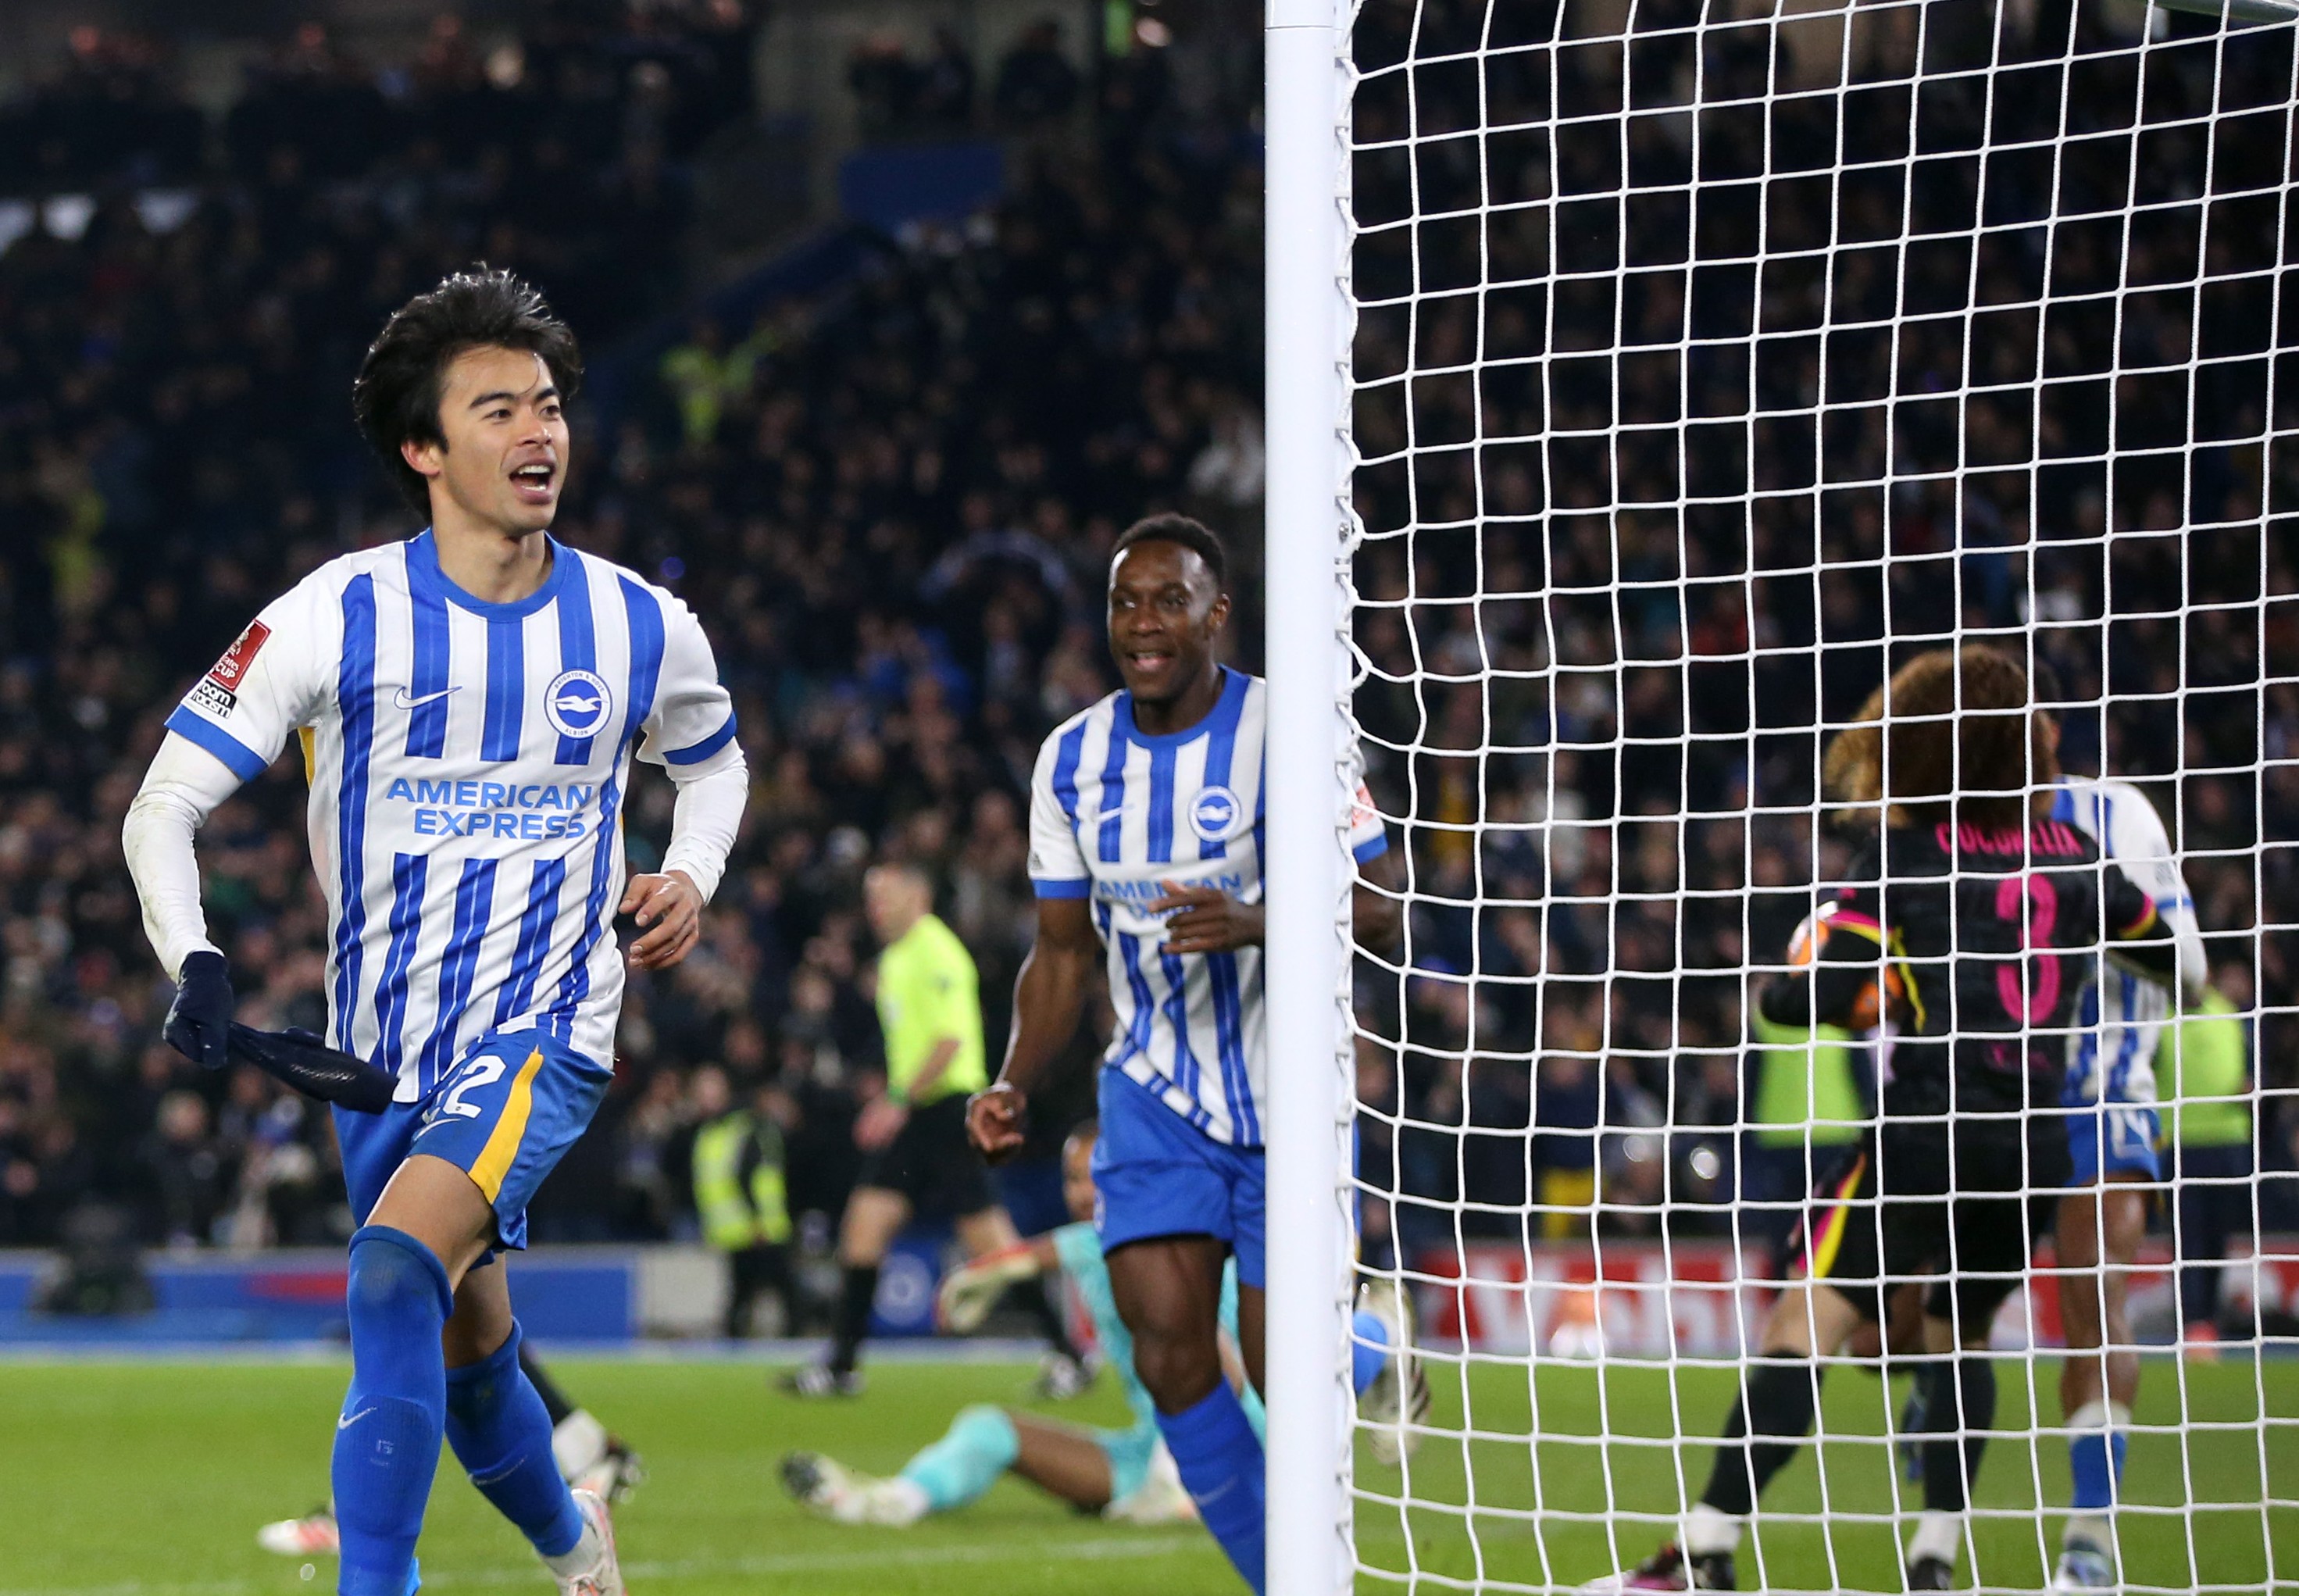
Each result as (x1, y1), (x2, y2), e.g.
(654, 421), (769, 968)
(227, 1024), (399, 1115)
(162, 949), (234, 1069)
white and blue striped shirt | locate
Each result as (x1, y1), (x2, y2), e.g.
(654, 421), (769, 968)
(163, 532), (737, 1091)
(1026, 669), (1387, 1148)
(2052, 774), (2204, 1109)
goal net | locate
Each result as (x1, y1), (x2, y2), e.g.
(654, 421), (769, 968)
(1270, 0), (2299, 1590)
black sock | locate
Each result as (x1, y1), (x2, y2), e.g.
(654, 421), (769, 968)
(1917, 1351), (1997, 1513)
(518, 1344), (576, 1428)
(1009, 1277), (1081, 1361)
(1701, 1359), (1822, 1516)
(831, 1265), (879, 1373)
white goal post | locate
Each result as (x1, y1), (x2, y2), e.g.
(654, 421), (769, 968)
(1262, 3), (1358, 1593)
(1266, 0), (2297, 1592)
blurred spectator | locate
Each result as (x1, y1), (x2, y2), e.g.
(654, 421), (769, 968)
(689, 1066), (795, 1338)
(138, 1089), (230, 1248)
(993, 20), (1080, 127)
(848, 30), (921, 141)
(0, 1), (2288, 1280)
(2162, 967), (2258, 1350)
(916, 27), (979, 131)
(659, 317), (772, 450)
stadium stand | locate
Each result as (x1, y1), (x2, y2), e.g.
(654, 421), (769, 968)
(0, 4), (2291, 1330)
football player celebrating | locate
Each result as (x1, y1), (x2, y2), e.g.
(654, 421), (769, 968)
(1591, 646), (2179, 1593)
(968, 514), (1406, 1593)
(124, 269), (747, 1596)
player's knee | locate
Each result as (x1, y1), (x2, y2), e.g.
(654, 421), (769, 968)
(348, 1225), (455, 1325)
(1131, 1323), (1221, 1409)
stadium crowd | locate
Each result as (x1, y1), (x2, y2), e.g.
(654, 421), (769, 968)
(0, 1), (2292, 1319)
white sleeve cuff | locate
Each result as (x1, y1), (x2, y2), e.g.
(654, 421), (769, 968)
(657, 752), (749, 905)
(122, 731), (245, 978)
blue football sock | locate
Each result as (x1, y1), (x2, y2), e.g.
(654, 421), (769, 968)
(899, 1404), (1019, 1512)
(333, 1226), (453, 1596)
(2066, 1401), (2128, 1514)
(1158, 1384), (1266, 1594)
(444, 1320), (585, 1559)
(2069, 1432), (2114, 1512)
(1351, 1309), (1393, 1398)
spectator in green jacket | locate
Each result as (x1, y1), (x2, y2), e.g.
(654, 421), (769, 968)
(2160, 966), (2257, 1353)
(691, 1066), (795, 1339)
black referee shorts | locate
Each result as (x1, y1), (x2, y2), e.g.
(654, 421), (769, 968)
(855, 1092), (996, 1219)
(1790, 1118), (2068, 1332)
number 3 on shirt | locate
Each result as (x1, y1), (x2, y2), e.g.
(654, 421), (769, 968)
(1994, 872), (2061, 1023)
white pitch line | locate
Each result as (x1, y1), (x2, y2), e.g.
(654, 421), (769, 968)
(0, 1533), (1208, 1596)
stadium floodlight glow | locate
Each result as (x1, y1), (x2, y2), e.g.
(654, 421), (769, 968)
(1262, 0), (2299, 1588)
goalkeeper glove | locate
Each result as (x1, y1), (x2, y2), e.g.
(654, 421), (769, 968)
(227, 1024), (399, 1114)
(936, 1244), (1044, 1334)
(162, 950), (234, 1070)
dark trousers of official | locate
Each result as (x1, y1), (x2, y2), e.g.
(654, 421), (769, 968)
(2172, 1143), (2255, 1332)
(724, 1243), (794, 1339)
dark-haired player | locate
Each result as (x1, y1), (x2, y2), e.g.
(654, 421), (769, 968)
(123, 268), (748, 1596)
(1591, 645), (2179, 1594)
(968, 513), (1413, 1593)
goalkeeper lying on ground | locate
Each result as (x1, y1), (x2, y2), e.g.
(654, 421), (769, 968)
(781, 1120), (1424, 1526)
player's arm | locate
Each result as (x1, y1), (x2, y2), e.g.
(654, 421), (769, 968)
(901, 1037), (962, 1105)
(935, 1232), (1066, 1332)
(2105, 785), (2208, 1005)
(2102, 860), (2181, 986)
(970, 894), (1098, 1162)
(627, 593), (749, 970)
(123, 596), (327, 1066)
(1759, 908), (1885, 1032)
(1354, 843), (1405, 958)
(122, 734), (248, 1067)
(973, 728), (1104, 1161)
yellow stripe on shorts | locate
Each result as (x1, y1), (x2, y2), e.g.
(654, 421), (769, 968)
(1807, 1152), (1867, 1281)
(470, 1048), (547, 1202)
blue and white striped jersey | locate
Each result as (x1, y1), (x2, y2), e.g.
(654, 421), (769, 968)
(1026, 668), (1387, 1148)
(164, 532), (737, 1091)
(2053, 774), (2203, 1109)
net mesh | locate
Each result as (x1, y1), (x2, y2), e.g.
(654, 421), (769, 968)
(1337, 0), (2299, 1589)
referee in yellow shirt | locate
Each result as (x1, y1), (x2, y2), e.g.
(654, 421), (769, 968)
(784, 861), (1087, 1396)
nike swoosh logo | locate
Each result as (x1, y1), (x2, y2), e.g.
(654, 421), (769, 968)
(338, 1407), (375, 1430)
(392, 684), (463, 711)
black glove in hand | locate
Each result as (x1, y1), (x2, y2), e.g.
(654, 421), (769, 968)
(163, 949), (234, 1069)
(227, 1024), (398, 1114)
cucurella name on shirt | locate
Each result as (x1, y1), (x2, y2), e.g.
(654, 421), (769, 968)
(383, 776), (597, 840)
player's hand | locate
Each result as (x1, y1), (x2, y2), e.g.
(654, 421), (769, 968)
(855, 1094), (909, 1151)
(1148, 882), (1266, 955)
(622, 870), (702, 970)
(163, 949), (235, 1069)
(937, 1243), (1042, 1334)
(967, 1082), (1028, 1165)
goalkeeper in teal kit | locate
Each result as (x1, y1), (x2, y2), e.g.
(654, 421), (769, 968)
(781, 1123), (1225, 1526)
(780, 1121), (1419, 1526)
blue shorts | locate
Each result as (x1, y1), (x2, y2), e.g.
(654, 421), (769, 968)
(1093, 1066), (1266, 1290)
(2065, 1101), (2162, 1184)
(334, 1029), (612, 1251)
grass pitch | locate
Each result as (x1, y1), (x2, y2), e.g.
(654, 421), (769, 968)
(2, 1353), (2293, 1594)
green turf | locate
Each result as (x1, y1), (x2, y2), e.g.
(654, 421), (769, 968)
(1, 1355), (2292, 1594)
